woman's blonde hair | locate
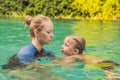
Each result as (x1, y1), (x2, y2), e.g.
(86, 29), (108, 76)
(24, 15), (52, 37)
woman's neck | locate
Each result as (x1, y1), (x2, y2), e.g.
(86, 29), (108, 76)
(32, 38), (43, 52)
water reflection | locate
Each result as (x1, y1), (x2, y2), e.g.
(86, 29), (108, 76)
(0, 18), (120, 80)
(72, 20), (120, 61)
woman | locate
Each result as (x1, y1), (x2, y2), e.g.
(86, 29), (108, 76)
(16, 15), (55, 64)
(2, 15), (55, 69)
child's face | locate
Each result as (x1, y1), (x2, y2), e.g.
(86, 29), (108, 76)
(61, 37), (76, 56)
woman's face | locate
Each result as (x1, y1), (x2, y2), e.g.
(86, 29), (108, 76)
(37, 21), (54, 45)
(61, 38), (76, 56)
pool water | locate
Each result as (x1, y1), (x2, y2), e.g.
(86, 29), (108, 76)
(0, 17), (120, 80)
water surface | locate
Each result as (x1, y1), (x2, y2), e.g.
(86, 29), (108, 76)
(0, 18), (120, 80)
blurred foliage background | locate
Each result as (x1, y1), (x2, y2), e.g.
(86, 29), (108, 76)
(0, 0), (120, 20)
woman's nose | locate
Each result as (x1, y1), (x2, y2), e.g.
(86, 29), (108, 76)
(51, 33), (54, 38)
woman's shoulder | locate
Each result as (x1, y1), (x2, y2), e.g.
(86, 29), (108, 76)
(17, 43), (37, 57)
(21, 43), (36, 51)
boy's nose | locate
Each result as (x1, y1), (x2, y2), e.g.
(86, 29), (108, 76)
(61, 44), (64, 49)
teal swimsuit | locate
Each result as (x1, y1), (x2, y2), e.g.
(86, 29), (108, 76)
(16, 43), (55, 64)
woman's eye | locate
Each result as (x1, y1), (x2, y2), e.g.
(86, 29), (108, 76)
(47, 31), (51, 34)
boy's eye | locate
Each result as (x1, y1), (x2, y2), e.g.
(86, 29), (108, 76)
(64, 43), (69, 47)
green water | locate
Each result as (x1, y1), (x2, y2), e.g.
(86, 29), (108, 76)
(72, 20), (120, 61)
(0, 18), (120, 80)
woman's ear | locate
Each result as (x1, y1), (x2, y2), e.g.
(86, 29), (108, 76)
(73, 48), (79, 55)
(33, 29), (38, 35)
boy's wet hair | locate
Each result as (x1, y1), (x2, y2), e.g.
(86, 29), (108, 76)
(73, 38), (85, 53)
(65, 35), (86, 54)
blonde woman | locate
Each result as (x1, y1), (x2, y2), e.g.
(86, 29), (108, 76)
(16, 15), (55, 64)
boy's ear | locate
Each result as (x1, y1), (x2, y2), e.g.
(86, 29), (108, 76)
(73, 48), (79, 55)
